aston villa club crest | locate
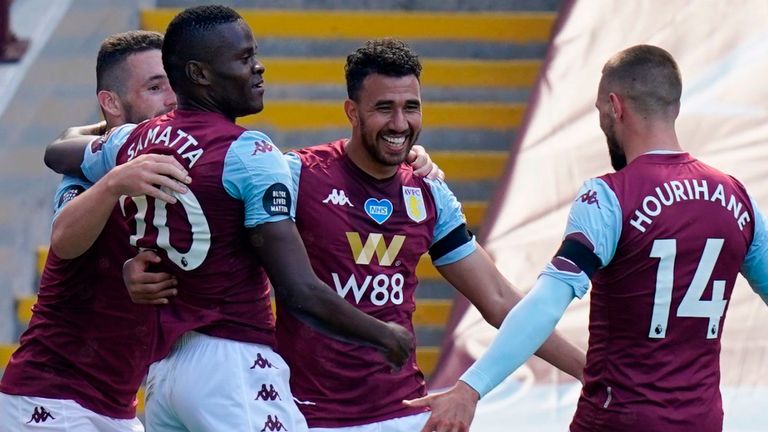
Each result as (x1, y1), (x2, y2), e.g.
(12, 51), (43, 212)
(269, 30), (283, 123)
(402, 186), (426, 223)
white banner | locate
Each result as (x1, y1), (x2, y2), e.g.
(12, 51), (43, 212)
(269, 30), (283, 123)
(431, 1), (768, 430)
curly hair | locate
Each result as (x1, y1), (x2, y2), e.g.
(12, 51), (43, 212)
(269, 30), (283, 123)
(162, 5), (243, 92)
(345, 38), (422, 101)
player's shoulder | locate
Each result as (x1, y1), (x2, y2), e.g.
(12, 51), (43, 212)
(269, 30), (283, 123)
(422, 176), (452, 197)
(684, 155), (753, 199)
(292, 139), (346, 169)
(569, 176), (621, 218)
(226, 128), (277, 153)
(224, 129), (288, 177)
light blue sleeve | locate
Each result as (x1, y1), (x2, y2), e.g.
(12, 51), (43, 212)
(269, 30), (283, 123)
(52, 175), (93, 220)
(222, 131), (296, 227)
(425, 178), (477, 266)
(283, 151), (302, 200)
(540, 178), (622, 299)
(459, 273), (575, 398)
(741, 195), (768, 304)
(80, 123), (135, 182)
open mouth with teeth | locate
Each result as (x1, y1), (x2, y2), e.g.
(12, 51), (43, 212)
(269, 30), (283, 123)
(382, 135), (407, 151)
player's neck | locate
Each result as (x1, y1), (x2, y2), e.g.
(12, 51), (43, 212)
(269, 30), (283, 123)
(624, 124), (682, 164)
(344, 138), (398, 179)
(104, 114), (123, 130)
(176, 95), (236, 122)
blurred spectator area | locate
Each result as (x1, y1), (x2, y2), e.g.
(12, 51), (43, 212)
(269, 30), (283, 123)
(0, 0), (28, 62)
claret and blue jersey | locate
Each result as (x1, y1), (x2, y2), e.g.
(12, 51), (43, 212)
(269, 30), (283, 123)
(276, 140), (475, 428)
(459, 151), (768, 432)
(0, 173), (154, 419)
(80, 109), (295, 362)
(546, 152), (768, 432)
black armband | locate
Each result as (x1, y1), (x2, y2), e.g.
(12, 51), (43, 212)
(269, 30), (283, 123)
(555, 238), (602, 278)
(429, 223), (473, 262)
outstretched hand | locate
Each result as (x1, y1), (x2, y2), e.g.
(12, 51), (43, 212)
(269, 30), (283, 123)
(123, 250), (178, 305)
(403, 381), (480, 432)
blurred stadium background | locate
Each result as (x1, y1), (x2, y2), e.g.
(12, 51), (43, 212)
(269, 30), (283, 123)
(1, 1), (767, 430)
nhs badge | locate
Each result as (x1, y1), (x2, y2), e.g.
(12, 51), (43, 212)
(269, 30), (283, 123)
(402, 186), (427, 223)
(364, 198), (393, 224)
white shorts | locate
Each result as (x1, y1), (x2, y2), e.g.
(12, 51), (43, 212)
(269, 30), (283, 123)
(0, 392), (143, 431)
(308, 412), (430, 432)
(144, 331), (308, 432)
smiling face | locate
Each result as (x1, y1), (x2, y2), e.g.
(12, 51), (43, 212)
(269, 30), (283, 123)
(202, 19), (265, 119)
(346, 73), (422, 178)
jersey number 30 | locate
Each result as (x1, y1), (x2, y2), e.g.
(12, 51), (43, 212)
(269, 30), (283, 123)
(648, 238), (727, 340)
(121, 188), (212, 271)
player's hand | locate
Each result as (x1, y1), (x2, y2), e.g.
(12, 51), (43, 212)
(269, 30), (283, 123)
(123, 250), (178, 305)
(408, 145), (445, 181)
(403, 381), (480, 432)
(379, 321), (415, 370)
(105, 154), (191, 204)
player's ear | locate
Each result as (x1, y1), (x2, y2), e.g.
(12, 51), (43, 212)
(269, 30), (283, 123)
(97, 90), (122, 118)
(344, 99), (359, 128)
(186, 61), (209, 86)
(608, 92), (623, 119)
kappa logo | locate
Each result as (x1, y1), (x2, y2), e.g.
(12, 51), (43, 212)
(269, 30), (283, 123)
(346, 232), (405, 266)
(252, 139), (274, 154)
(26, 406), (55, 424)
(579, 189), (601, 208)
(261, 415), (288, 431)
(323, 189), (354, 207)
(250, 353), (278, 370)
(255, 384), (282, 401)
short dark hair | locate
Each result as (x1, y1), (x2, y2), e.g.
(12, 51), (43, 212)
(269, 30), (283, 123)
(162, 5), (243, 92)
(96, 30), (163, 94)
(345, 38), (422, 101)
(601, 44), (682, 117)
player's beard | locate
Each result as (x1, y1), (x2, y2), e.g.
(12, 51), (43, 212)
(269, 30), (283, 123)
(123, 102), (167, 125)
(604, 122), (627, 171)
(359, 116), (418, 167)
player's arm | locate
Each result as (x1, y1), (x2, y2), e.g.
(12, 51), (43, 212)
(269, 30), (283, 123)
(249, 220), (412, 367)
(227, 132), (412, 368)
(52, 153), (191, 259)
(44, 122), (107, 177)
(437, 246), (586, 382)
(741, 196), (768, 305)
(424, 176), (585, 380)
(406, 274), (576, 432)
(405, 178), (621, 432)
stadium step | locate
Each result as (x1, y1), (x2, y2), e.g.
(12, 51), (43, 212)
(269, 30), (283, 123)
(141, 9), (555, 43)
(230, 57), (541, 88)
(239, 101), (524, 131)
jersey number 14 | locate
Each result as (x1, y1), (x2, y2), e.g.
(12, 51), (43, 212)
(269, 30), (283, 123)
(648, 238), (727, 340)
